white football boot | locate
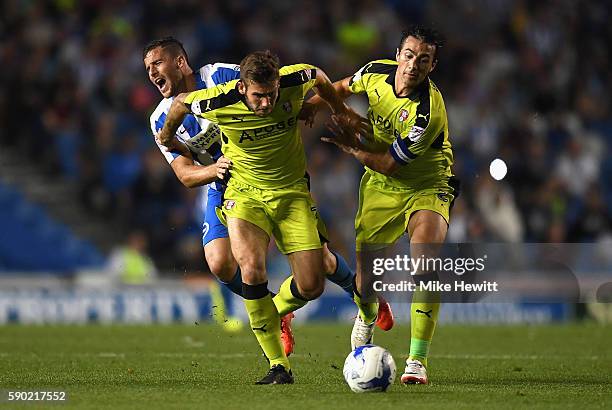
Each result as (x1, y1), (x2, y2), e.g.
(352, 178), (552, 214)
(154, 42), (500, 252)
(350, 314), (376, 350)
(400, 359), (428, 384)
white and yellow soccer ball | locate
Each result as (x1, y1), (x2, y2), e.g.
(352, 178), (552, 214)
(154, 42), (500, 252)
(343, 344), (396, 393)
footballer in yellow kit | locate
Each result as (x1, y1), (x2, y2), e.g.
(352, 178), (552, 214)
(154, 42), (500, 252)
(156, 51), (392, 384)
(317, 26), (459, 385)
(184, 63), (325, 253)
(347, 58), (458, 250)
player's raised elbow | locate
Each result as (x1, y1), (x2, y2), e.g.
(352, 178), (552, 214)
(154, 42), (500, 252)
(174, 172), (191, 188)
(174, 168), (199, 188)
(171, 157), (209, 188)
(179, 177), (199, 189)
(336, 77), (354, 99)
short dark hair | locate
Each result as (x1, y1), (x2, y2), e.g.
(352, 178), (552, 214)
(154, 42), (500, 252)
(240, 50), (280, 85)
(142, 36), (189, 65)
(399, 25), (444, 60)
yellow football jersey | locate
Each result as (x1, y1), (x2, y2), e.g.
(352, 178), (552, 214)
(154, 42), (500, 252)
(184, 64), (317, 189)
(349, 59), (454, 190)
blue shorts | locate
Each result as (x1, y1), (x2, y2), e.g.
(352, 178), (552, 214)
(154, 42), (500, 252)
(202, 186), (229, 246)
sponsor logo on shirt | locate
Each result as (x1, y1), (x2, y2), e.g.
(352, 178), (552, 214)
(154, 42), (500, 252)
(238, 116), (298, 143)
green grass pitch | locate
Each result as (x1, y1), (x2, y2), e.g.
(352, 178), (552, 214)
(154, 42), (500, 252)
(1, 323), (610, 409)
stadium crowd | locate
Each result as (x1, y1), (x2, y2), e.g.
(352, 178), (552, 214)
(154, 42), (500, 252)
(1, 0), (610, 272)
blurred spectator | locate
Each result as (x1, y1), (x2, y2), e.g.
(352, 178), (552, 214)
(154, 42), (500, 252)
(106, 230), (157, 285)
(568, 184), (612, 242)
(475, 177), (524, 242)
(555, 137), (601, 198)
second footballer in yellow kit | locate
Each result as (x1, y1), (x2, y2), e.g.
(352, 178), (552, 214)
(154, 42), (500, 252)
(315, 26), (460, 385)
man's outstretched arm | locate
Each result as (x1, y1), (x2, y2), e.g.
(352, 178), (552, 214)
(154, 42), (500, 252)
(300, 72), (354, 127)
(323, 115), (399, 176)
(170, 154), (232, 188)
(311, 70), (349, 115)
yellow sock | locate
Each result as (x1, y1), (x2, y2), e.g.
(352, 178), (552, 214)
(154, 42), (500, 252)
(208, 280), (227, 325)
(409, 289), (441, 367)
(244, 293), (289, 369)
(272, 276), (307, 317)
(353, 292), (378, 324)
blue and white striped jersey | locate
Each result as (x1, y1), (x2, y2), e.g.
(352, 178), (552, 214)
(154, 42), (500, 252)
(149, 63), (240, 191)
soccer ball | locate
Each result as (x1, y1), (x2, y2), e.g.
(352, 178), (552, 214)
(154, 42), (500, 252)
(343, 344), (396, 393)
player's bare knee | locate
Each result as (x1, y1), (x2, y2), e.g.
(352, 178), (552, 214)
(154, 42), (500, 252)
(207, 257), (236, 283)
(299, 285), (324, 300)
(296, 276), (325, 300)
(238, 260), (267, 284)
(410, 212), (448, 244)
(204, 241), (238, 282)
(412, 226), (446, 244)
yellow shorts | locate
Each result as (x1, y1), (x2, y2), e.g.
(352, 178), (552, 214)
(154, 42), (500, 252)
(355, 173), (457, 251)
(219, 179), (328, 254)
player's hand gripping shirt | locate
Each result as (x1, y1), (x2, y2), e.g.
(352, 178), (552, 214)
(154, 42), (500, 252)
(149, 63), (240, 191)
(349, 59), (454, 189)
(183, 64), (317, 190)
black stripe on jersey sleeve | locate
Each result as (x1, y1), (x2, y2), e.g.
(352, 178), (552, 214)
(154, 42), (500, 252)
(393, 80), (434, 166)
(349, 62), (396, 86)
(187, 87), (242, 114)
(363, 62), (396, 75)
(280, 69), (316, 88)
(430, 132), (444, 149)
(413, 82), (431, 129)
